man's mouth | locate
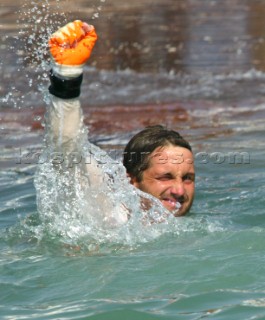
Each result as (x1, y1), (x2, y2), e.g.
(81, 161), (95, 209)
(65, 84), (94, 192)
(161, 198), (182, 211)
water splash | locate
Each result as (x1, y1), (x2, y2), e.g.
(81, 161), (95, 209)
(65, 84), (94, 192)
(34, 145), (178, 246)
(17, 0), (66, 69)
(92, 0), (107, 20)
(0, 0), (67, 110)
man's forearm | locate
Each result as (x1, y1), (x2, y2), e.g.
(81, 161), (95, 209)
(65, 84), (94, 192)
(45, 67), (84, 152)
(47, 95), (83, 152)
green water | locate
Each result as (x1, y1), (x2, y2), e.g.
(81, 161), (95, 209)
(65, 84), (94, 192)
(1, 130), (265, 318)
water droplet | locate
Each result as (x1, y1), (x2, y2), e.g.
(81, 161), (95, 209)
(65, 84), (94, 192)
(34, 115), (42, 121)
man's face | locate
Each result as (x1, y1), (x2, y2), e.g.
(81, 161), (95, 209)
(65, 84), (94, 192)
(131, 145), (195, 216)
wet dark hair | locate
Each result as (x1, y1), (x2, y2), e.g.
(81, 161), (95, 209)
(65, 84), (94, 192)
(123, 125), (192, 182)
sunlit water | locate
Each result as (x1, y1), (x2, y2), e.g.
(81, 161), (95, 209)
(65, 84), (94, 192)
(1, 0), (265, 319)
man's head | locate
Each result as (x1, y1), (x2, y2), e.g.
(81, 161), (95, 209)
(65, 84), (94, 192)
(123, 125), (195, 216)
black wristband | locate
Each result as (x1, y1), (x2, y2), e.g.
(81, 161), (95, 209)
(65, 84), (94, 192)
(48, 69), (83, 99)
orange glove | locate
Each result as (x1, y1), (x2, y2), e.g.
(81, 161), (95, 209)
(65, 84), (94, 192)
(49, 20), (98, 65)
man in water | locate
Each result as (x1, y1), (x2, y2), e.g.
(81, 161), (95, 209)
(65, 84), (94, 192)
(47, 21), (195, 218)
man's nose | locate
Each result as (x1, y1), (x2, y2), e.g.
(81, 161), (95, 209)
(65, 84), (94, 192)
(169, 179), (185, 196)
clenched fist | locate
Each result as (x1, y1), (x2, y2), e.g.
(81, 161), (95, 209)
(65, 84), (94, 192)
(49, 20), (98, 65)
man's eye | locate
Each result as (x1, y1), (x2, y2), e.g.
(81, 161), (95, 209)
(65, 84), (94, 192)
(157, 175), (172, 181)
(183, 174), (195, 182)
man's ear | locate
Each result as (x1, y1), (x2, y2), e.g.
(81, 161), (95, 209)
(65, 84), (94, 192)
(127, 173), (139, 187)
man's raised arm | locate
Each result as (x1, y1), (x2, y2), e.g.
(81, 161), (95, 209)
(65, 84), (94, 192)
(46, 20), (97, 151)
